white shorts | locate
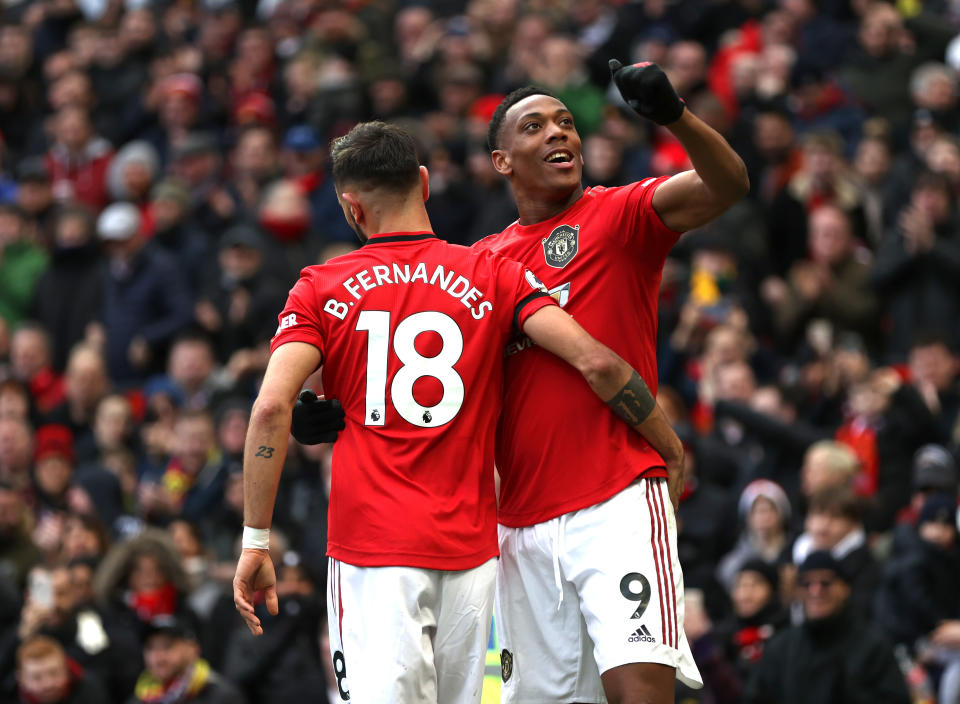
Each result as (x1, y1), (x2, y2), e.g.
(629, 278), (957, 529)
(495, 478), (702, 703)
(326, 557), (497, 704)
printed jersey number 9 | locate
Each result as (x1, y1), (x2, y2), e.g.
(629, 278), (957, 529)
(356, 310), (465, 428)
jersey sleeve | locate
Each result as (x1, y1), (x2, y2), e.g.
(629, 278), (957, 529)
(617, 175), (683, 266)
(270, 267), (326, 358)
(504, 260), (557, 329)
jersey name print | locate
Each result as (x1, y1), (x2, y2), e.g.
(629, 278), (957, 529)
(320, 260), (496, 322)
(475, 177), (681, 527)
(271, 232), (554, 569)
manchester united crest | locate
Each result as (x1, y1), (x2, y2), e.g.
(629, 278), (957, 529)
(501, 649), (514, 682)
(542, 224), (579, 268)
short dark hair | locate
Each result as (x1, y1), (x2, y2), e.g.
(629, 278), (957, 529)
(910, 329), (955, 353)
(487, 85), (558, 151)
(808, 487), (862, 522)
(330, 121), (420, 194)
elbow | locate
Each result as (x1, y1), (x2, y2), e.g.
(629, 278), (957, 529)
(578, 347), (624, 398)
(728, 160), (750, 202)
(735, 168), (750, 199)
(251, 394), (294, 428)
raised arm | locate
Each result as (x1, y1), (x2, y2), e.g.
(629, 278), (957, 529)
(234, 341), (321, 635)
(522, 305), (685, 509)
(609, 59), (749, 233)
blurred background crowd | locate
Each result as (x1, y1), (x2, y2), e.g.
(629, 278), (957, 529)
(0, 0), (959, 702)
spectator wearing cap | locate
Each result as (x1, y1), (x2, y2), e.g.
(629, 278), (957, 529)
(128, 615), (244, 704)
(28, 426), (92, 559)
(0, 204), (48, 332)
(108, 141), (161, 230)
(877, 493), (959, 649)
(29, 207), (103, 372)
(12, 635), (108, 704)
(97, 202), (192, 385)
(716, 559), (789, 682)
(222, 550), (326, 703)
(148, 180), (210, 296)
(718, 479), (793, 591)
(14, 158), (56, 247)
(745, 550), (910, 704)
(194, 224), (287, 369)
(873, 172), (960, 360)
(792, 487), (880, 619)
(281, 125), (355, 243)
(44, 106), (113, 212)
(893, 444), (959, 554)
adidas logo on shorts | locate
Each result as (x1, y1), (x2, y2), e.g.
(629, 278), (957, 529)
(628, 625), (656, 644)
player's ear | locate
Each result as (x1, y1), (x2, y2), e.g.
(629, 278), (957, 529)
(491, 149), (512, 177)
(419, 165), (430, 203)
(341, 192), (364, 225)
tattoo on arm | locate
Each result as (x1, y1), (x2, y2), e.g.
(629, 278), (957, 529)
(607, 370), (656, 426)
(255, 446), (275, 458)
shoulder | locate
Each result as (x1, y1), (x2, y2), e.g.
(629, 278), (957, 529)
(472, 228), (513, 254)
(587, 178), (666, 204)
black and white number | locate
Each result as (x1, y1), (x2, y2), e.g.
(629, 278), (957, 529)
(620, 572), (652, 619)
(333, 649), (350, 700)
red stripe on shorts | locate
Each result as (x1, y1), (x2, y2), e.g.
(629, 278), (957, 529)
(645, 485), (667, 646)
(651, 481), (674, 649)
(656, 482), (678, 648)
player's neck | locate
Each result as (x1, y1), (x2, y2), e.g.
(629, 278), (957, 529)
(514, 185), (584, 226)
(364, 204), (434, 238)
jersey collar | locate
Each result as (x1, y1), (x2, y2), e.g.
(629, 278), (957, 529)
(363, 231), (437, 246)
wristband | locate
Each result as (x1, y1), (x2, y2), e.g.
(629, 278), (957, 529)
(242, 526), (270, 550)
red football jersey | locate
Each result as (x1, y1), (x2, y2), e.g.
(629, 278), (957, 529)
(474, 177), (680, 527)
(270, 232), (554, 569)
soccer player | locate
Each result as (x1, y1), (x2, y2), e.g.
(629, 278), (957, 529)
(233, 121), (684, 704)
(295, 61), (749, 704)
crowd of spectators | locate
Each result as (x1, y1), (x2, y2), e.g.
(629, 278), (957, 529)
(0, 0), (959, 702)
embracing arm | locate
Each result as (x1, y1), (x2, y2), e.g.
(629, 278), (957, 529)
(522, 305), (684, 508)
(651, 111), (750, 233)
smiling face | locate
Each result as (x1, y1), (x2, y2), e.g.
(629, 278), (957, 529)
(492, 94), (583, 205)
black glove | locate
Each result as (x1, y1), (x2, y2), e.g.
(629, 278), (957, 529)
(609, 58), (685, 126)
(291, 390), (346, 445)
